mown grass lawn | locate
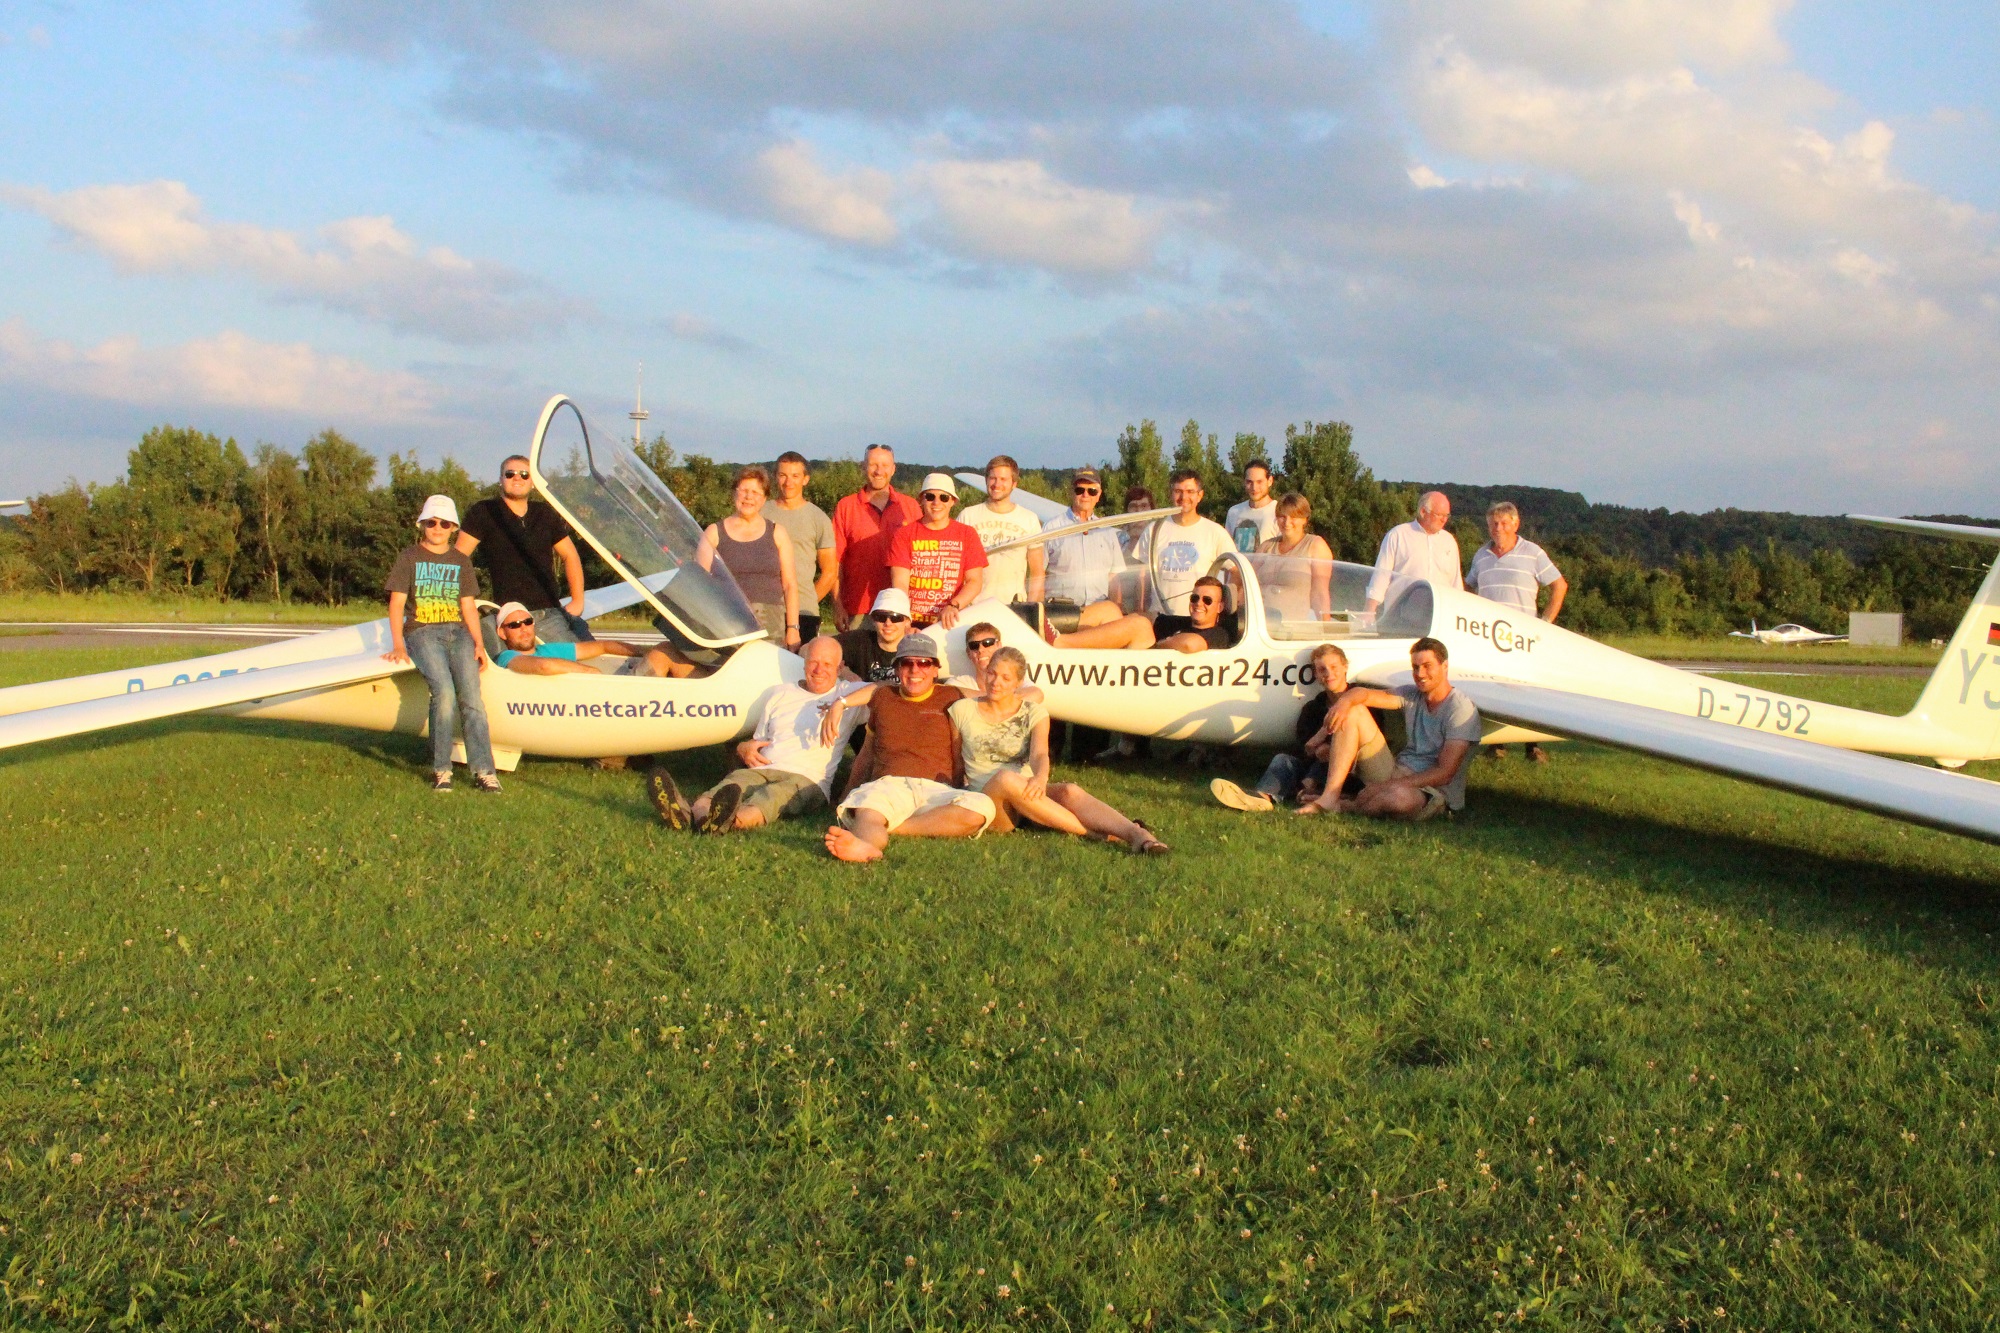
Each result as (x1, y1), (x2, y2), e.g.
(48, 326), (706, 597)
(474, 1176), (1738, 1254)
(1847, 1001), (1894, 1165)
(1, 648), (1996, 1330)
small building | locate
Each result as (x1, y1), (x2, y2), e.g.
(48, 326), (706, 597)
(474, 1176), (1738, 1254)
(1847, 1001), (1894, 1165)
(1848, 611), (1902, 647)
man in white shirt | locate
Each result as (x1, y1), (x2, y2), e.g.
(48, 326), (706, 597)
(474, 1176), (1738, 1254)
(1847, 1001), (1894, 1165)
(1223, 459), (1280, 553)
(646, 636), (865, 833)
(1138, 469), (1234, 635)
(958, 455), (1047, 604)
(1467, 500), (1567, 763)
(1041, 467), (1124, 606)
(1364, 490), (1464, 615)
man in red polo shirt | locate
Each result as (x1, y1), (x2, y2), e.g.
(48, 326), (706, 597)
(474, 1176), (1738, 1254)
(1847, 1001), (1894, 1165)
(888, 473), (988, 629)
(831, 443), (922, 631)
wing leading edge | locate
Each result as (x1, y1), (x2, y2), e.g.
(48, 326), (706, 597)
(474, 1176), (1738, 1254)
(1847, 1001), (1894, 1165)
(0, 651), (408, 753)
(1456, 678), (2000, 845)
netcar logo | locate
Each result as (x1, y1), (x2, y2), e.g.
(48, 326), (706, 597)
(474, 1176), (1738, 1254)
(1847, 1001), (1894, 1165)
(1454, 614), (1540, 655)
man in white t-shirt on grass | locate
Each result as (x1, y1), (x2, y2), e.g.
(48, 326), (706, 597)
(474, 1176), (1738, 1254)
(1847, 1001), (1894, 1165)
(1467, 500), (1567, 762)
(1364, 490), (1463, 617)
(958, 454), (1047, 605)
(646, 635), (865, 833)
(1138, 469), (1234, 637)
(1223, 458), (1280, 553)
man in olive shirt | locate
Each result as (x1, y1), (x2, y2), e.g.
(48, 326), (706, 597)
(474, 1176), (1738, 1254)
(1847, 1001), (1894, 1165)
(458, 454), (592, 658)
(761, 451), (838, 641)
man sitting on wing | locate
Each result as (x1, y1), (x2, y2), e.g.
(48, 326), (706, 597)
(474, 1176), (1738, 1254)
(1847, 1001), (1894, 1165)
(825, 632), (997, 862)
(647, 635), (865, 833)
(1151, 576), (1233, 652)
(1317, 636), (1482, 821)
(837, 588), (914, 684)
(1210, 642), (1394, 813)
(492, 602), (699, 677)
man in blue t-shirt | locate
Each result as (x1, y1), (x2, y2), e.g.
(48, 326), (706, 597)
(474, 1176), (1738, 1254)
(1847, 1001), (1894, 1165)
(492, 602), (698, 677)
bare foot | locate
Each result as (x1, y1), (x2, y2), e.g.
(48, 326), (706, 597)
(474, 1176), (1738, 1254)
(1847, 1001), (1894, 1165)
(824, 825), (883, 862)
(1294, 799), (1330, 816)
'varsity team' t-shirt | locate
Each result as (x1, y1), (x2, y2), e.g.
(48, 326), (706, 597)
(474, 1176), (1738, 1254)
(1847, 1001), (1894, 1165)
(959, 501), (1043, 603)
(886, 520), (988, 623)
(386, 545), (478, 632)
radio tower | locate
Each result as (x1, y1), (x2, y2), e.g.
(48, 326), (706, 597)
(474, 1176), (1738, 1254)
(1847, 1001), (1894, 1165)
(630, 363), (649, 450)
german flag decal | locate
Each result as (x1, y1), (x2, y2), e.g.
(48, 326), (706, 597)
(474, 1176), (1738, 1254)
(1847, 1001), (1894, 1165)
(1990, 622), (2000, 645)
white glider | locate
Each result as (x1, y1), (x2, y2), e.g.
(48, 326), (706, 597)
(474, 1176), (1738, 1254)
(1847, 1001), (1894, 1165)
(2, 398), (1997, 848)
(1729, 621), (1848, 645)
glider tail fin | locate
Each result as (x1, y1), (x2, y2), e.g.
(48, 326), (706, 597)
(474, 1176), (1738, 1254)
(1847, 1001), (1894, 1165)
(1911, 552), (2000, 761)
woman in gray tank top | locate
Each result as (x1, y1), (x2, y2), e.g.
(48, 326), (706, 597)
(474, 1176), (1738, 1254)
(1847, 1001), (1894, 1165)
(701, 467), (800, 648)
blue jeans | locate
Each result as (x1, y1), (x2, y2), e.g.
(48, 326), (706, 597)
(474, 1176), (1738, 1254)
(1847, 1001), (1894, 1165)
(407, 623), (495, 775)
(1256, 752), (1326, 802)
(480, 605), (593, 660)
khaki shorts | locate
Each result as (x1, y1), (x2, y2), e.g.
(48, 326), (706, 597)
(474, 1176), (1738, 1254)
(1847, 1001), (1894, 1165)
(838, 776), (997, 834)
(1392, 766), (1455, 822)
(1355, 736), (1396, 786)
(706, 767), (826, 823)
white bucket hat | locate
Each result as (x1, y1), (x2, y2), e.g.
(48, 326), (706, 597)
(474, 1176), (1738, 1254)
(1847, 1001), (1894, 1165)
(417, 494), (460, 526)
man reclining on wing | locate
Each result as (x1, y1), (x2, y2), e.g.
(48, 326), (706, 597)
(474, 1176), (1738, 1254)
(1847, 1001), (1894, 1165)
(492, 602), (700, 678)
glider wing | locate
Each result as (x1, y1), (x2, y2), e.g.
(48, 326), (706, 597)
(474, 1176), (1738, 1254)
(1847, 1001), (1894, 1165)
(0, 651), (408, 753)
(1455, 678), (2000, 845)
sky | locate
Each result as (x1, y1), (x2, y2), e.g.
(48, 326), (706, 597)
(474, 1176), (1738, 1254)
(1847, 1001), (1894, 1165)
(1, 0), (1996, 515)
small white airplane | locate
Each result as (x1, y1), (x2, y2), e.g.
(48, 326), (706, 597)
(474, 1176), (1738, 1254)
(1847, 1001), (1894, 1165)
(2, 395), (1998, 849)
(1730, 620), (1848, 645)
(0, 499), (27, 511)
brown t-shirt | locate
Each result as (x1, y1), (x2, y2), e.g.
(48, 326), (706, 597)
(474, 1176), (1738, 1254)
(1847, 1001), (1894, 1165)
(866, 683), (966, 786)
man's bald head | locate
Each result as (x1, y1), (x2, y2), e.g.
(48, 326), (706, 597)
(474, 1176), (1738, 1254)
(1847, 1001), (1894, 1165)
(1417, 490), (1451, 534)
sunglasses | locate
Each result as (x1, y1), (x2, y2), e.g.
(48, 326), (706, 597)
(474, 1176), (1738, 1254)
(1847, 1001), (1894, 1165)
(1073, 485), (1101, 495)
(420, 518), (457, 529)
(896, 658), (939, 669)
(966, 636), (999, 651)
(871, 611), (909, 624)
(502, 469), (531, 480)
(501, 618), (535, 631)
(1190, 594), (1221, 606)
(921, 492), (954, 502)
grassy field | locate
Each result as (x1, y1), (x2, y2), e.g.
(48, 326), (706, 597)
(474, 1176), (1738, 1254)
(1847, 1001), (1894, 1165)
(1, 648), (1997, 1329)
(0, 593), (370, 625)
(1598, 634), (1941, 668)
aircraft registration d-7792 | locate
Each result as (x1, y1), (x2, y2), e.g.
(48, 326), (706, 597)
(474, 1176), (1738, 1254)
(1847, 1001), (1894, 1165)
(2, 396), (1998, 847)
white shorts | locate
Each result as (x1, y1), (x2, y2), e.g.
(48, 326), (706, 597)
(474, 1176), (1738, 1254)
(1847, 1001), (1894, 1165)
(838, 776), (997, 834)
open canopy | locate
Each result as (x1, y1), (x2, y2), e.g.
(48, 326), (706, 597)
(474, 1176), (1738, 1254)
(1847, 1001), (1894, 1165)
(528, 396), (764, 650)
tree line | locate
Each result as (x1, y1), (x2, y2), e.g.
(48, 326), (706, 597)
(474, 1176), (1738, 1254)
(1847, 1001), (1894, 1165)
(0, 420), (1985, 640)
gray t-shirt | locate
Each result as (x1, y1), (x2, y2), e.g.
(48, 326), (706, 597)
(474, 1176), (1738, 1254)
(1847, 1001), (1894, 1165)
(1394, 684), (1483, 810)
(947, 696), (1049, 790)
(760, 501), (835, 611)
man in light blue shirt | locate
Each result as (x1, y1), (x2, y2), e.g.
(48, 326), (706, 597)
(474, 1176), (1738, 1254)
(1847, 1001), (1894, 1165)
(1040, 468), (1126, 606)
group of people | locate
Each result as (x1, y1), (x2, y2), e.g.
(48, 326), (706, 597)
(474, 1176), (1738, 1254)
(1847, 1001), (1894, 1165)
(381, 450), (1568, 832)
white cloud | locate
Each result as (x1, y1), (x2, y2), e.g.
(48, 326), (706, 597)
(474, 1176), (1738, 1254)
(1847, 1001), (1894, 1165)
(921, 158), (1160, 274)
(1402, 0), (1791, 80)
(0, 318), (441, 422)
(749, 142), (899, 245)
(3, 180), (583, 344)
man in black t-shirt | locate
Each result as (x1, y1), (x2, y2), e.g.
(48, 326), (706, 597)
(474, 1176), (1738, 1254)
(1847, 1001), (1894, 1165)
(836, 588), (913, 685)
(457, 454), (594, 659)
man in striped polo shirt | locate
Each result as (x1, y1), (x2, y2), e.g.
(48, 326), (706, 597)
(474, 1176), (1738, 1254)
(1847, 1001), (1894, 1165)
(1467, 500), (1568, 762)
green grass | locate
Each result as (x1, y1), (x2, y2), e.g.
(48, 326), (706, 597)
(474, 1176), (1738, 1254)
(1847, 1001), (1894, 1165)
(1, 648), (1997, 1329)
(1601, 634), (1942, 668)
(0, 592), (370, 625)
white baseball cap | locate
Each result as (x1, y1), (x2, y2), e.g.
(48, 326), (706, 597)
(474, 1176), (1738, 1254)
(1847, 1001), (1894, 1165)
(870, 587), (913, 617)
(493, 602), (533, 629)
(919, 473), (959, 501)
(417, 494), (460, 526)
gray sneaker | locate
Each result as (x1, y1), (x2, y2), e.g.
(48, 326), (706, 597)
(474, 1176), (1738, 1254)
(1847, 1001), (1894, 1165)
(1210, 778), (1275, 813)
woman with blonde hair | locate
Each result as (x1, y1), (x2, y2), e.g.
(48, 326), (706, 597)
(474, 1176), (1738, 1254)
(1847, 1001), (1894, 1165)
(1254, 492), (1335, 621)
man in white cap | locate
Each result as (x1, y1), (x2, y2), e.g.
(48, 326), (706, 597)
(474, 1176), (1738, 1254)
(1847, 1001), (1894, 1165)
(1364, 490), (1463, 616)
(837, 587), (915, 684)
(490, 601), (698, 677)
(648, 635), (867, 834)
(886, 474), (988, 628)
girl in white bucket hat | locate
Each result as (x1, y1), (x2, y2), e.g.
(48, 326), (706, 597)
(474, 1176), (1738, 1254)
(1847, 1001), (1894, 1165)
(382, 494), (501, 792)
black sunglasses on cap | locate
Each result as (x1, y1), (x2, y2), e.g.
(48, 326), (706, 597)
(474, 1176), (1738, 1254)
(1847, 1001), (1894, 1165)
(966, 636), (999, 651)
(896, 657), (939, 669)
(501, 617), (535, 631)
(871, 610), (909, 623)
